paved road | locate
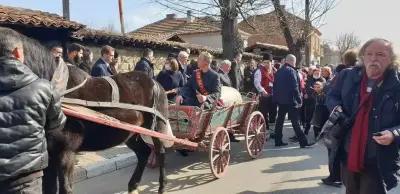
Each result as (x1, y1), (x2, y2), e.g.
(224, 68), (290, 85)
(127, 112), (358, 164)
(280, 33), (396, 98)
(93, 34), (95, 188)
(74, 123), (400, 194)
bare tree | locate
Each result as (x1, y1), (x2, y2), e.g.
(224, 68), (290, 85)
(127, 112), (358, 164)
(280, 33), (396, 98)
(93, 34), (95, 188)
(271, 0), (336, 66)
(335, 32), (361, 56)
(101, 22), (119, 34)
(320, 41), (340, 65)
(151, 0), (271, 60)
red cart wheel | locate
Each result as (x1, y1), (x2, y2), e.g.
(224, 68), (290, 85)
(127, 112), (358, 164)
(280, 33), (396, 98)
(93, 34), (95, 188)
(209, 127), (230, 179)
(245, 111), (267, 159)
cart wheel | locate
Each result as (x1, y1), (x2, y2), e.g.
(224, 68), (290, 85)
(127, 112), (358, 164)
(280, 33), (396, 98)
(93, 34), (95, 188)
(245, 111), (267, 159)
(209, 127), (230, 179)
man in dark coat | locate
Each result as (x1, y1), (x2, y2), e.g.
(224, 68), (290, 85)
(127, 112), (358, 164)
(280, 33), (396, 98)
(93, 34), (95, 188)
(327, 38), (400, 194)
(176, 52), (221, 110)
(177, 50), (190, 83)
(134, 48), (155, 79)
(273, 54), (311, 148)
(218, 60), (232, 87)
(91, 45), (115, 77)
(0, 27), (66, 194)
(229, 52), (244, 91)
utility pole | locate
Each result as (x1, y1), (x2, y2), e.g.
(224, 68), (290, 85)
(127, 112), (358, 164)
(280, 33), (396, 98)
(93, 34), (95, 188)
(62, 0), (70, 20)
(304, 0), (311, 66)
(118, 0), (125, 35)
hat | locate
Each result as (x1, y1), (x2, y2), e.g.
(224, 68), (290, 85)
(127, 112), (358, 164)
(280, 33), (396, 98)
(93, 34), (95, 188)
(263, 53), (273, 61)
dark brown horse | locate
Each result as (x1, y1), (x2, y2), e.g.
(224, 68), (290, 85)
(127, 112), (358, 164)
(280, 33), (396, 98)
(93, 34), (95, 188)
(17, 28), (169, 194)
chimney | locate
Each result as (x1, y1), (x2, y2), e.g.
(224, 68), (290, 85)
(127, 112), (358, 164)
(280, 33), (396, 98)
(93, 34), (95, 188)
(166, 13), (177, 19)
(186, 10), (194, 23)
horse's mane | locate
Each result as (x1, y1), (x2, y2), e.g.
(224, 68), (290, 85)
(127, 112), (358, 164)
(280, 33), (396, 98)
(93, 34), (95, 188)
(19, 32), (58, 81)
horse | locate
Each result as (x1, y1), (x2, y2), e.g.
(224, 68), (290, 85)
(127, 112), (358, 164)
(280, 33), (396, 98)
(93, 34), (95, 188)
(13, 28), (170, 194)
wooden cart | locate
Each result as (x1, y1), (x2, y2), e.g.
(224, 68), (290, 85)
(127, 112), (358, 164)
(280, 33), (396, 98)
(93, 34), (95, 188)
(168, 94), (267, 178)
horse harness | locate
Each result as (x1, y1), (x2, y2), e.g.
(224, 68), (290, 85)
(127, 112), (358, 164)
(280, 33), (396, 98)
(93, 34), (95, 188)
(52, 63), (168, 129)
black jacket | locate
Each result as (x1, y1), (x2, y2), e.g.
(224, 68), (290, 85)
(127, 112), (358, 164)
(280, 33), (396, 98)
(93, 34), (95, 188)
(0, 57), (66, 181)
(134, 57), (154, 79)
(327, 66), (400, 190)
(228, 60), (243, 91)
(273, 64), (302, 107)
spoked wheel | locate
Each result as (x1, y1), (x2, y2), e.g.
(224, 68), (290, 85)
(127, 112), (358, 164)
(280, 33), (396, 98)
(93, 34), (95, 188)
(209, 127), (230, 179)
(245, 111), (267, 159)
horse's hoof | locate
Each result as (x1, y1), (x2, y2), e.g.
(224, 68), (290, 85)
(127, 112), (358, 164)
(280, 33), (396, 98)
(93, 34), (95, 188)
(128, 190), (139, 194)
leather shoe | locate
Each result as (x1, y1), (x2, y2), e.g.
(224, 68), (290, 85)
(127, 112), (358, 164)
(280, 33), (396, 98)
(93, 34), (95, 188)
(275, 142), (288, 147)
(321, 178), (342, 187)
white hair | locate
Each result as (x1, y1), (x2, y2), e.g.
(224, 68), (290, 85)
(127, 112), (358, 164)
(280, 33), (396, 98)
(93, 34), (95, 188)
(220, 59), (231, 67)
(178, 51), (189, 59)
(285, 54), (296, 65)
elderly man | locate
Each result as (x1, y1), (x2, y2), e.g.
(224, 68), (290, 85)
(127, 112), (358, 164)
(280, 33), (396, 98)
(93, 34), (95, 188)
(134, 48), (155, 79)
(65, 43), (84, 66)
(273, 54), (311, 148)
(0, 27), (66, 194)
(91, 45), (115, 77)
(229, 51), (244, 91)
(327, 39), (400, 194)
(177, 50), (190, 79)
(176, 52), (221, 109)
(218, 59), (232, 87)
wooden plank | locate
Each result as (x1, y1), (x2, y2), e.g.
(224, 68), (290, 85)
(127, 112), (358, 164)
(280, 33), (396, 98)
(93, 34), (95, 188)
(62, 104), (198, 148)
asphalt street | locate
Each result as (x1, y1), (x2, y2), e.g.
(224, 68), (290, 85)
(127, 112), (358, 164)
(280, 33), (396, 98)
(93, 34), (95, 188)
(74, 123), (400, 194)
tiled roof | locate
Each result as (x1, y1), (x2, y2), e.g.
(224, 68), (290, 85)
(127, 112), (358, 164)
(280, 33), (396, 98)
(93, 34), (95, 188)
(239, 10), (321, 47)
(129, 16), (221, 41)
(72, 28), (260, 59)
(246, 42), (289, 51)
(0, 5), (84, 30)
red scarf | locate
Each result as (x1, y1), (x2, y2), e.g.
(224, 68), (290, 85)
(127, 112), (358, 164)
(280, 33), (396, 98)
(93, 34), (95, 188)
(347, 74), (382, 172)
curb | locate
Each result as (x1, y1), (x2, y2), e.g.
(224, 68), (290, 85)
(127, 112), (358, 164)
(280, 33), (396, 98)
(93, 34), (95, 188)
(73, 153), (137, 183)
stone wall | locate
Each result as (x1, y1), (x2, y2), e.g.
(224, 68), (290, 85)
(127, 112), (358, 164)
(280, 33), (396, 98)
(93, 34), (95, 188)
(80, 43), (254, 76)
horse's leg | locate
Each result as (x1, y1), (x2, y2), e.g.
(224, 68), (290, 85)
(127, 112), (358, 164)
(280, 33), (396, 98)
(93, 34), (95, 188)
(43, 152), (59, 194)
(126, 134), (151, 194)
(58, 150), (75, 194)
(152, 137), (166, 194)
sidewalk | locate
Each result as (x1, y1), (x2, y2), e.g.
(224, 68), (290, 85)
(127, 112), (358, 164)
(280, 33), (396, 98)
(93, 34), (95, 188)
(73, 145), (137, 183)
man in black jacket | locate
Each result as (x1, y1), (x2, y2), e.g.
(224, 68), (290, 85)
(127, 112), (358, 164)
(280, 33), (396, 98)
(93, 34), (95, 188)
(327, 38), (400, 194)
(229, 52), (244, 91)
(0, 28), (66, 193)
(273, 54), (310, 148)
(134, 48), (155, 79)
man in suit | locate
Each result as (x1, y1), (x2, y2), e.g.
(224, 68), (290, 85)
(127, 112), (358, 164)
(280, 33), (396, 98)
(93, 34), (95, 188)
(273, 54), (311, 148)
(134, 48), (155, 79)
(91, 45), (115, 77)
(229, 51), (244, 91)
(218, 59), (232, 87)
(176, 52), (221, 110)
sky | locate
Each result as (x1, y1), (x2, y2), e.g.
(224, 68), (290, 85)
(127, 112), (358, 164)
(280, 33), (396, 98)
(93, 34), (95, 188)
(0, 0), (399, 49)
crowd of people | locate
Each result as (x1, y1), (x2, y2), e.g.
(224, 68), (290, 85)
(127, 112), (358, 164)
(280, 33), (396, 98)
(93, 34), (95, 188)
(2, 28), (400, 194)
